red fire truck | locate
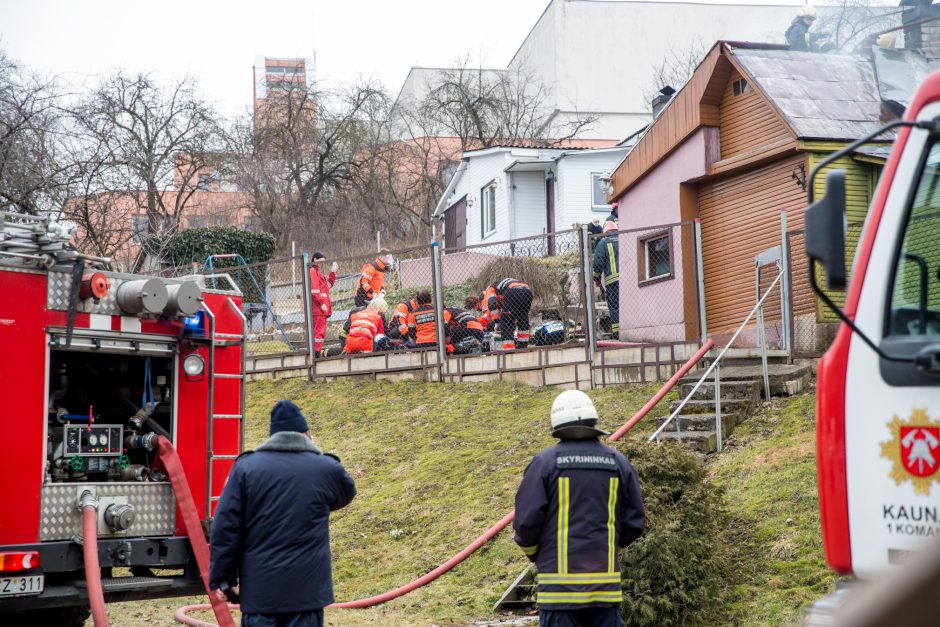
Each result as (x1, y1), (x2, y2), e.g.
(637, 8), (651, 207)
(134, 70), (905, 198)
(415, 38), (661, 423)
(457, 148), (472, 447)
(806, 70), (940, 598)
(0, 212), (245, 625)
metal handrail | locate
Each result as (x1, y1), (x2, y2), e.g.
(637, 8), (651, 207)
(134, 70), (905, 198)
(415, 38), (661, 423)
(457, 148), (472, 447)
(648, 268), (785, 443)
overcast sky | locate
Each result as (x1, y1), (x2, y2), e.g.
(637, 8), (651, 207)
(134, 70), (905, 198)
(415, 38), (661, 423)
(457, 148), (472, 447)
(0, 0), (808, 116)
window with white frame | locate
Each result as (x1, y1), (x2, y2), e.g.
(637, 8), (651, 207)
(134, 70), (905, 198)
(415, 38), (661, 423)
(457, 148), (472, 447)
(481, 181), (497, 237)
(591, 173), (611, 212)
(638, 232), (672, 283)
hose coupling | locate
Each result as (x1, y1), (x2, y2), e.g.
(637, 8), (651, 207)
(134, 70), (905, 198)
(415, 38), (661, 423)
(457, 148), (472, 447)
(78, 489), (99, 511)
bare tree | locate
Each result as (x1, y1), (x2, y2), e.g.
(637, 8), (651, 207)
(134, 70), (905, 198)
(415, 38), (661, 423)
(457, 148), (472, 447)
(642, 38), (708, 110)
(0, 50), (72, 215)
(225, 78), (392, 253)
(420, 57), (596, 151)
(815, 0), (900, 52)
(73, 72), (220, 238)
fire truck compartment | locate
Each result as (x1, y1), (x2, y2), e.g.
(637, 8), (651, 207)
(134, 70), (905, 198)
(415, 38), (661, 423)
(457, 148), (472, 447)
(43, 351), (178, 541)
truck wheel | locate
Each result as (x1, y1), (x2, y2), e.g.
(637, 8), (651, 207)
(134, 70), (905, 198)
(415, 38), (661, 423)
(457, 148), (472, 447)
(1, 606), (91, 627)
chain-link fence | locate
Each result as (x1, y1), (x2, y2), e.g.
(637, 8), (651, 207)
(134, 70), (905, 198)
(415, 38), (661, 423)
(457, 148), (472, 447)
(589, 222), (701, 345)
(238, 256), (308, 357)
(439, 229), (584, 352)
(786, 222), (864, 357)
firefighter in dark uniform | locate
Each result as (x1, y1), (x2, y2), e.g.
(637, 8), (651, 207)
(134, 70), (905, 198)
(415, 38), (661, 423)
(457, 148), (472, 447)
(480, 278), (534, 350)
(592, 221), (619, 339)
(514, 390), (645, 627)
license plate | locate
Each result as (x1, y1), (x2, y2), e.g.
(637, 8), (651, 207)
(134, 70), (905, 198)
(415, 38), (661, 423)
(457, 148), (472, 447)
(0, 575), (43, 597)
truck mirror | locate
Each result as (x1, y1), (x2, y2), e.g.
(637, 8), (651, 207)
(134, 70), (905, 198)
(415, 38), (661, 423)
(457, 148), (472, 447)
(805, 169), (847, 290)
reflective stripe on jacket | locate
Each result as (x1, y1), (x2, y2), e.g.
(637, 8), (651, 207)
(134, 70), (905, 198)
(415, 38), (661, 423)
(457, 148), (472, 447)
(356, 258), (387, 301)
(513, 439), (645, 609)
(346, 307), (384, 340)
(592, 236), (619, 287)
(309, 266), (336, 317)
(391, 298), (418, 336)
(444, 307), (484, 332)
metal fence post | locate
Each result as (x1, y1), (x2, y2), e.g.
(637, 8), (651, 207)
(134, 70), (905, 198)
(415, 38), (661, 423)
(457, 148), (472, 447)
(714, 363), (723, 453)
(580, 226), (597, 385)
(779, 209), (793, 360)
(694, 218), (708, 343)
(300, 253), (315, 380)
(431, 242), (446, 382)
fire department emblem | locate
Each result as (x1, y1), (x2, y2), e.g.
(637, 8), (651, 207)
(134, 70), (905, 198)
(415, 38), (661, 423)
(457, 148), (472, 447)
(880, 409), (940, 495)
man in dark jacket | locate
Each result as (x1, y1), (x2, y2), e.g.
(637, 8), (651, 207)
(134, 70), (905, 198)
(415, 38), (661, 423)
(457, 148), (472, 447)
(514, 390), (645, 626)
(210, 400), (356, 627)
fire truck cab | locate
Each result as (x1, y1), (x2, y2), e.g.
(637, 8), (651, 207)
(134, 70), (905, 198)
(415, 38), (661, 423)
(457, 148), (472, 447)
(0, 213), (245, 625)
(807, 71), (940, 582)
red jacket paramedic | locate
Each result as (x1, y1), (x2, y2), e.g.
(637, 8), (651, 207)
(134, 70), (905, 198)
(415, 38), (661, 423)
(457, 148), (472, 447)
(309, 253), (336, 357)
(342, 297), (388, 354)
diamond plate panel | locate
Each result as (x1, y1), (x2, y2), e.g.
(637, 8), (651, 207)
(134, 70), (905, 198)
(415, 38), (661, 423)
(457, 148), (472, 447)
(40, 483), (176, 541)
(48, 272), (123, 316)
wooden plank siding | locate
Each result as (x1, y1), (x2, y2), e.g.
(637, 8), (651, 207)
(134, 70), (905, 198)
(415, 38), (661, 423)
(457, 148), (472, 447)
(807, 153), (879, 322)
(609, 45), (726, 198)
(718, 69), (793, 161)
(698, 154), (809, 334)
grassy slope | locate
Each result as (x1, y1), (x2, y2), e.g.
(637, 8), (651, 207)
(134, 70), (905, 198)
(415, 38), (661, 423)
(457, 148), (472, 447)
(103, 379), (834, 626)
(711, 387), (837, 625)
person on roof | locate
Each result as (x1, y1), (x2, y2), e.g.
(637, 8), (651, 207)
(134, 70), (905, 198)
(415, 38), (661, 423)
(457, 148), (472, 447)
(593, 221), (620, 340)
(309, 252), (337, 358)
(355, 249), (394, 307)
(514, 390), (645, 626)
(342, 296), (388, 354)
(785, 6), (830, 52)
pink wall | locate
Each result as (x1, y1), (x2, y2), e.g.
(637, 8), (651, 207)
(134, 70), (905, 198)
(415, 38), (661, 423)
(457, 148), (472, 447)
(399, 251), (500, 289)
(614, 128), (716, 341)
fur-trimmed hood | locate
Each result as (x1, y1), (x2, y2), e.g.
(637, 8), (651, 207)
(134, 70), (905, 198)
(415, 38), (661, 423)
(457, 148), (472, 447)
(256, 431), (322, 454)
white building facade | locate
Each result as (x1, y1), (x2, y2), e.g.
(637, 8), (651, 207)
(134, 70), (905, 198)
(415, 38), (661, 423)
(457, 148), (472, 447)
(434, 145), (629, 249)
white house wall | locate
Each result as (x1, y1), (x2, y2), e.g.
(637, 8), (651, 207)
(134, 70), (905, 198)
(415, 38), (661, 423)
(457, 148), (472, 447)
(555, 152), (628, 229)
(459, 152), (513, 246)
(507, 0), (796, 139)
(512, 171), (548, 239)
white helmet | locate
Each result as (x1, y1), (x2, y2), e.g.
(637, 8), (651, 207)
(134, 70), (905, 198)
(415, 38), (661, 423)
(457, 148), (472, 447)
(370, 295), (389, 315)
(797, 5), (817, 19)
(550, 390), (609, 438)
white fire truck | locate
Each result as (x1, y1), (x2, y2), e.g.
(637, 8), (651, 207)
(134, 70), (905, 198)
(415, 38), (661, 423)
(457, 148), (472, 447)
(0, 213), (245, 625)
(805, 71), (940, 613)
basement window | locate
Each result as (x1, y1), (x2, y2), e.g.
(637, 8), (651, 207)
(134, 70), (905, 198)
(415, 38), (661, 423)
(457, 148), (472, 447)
(732, 79), (750, 97)
(638, 232), (673, 285)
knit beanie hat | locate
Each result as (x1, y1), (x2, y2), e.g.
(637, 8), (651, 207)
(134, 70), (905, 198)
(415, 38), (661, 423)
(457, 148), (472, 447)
(270, 400), (309, 435)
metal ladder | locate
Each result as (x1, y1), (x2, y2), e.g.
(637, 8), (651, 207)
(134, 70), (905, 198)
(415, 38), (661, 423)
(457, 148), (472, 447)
(204, 297), (248, 517)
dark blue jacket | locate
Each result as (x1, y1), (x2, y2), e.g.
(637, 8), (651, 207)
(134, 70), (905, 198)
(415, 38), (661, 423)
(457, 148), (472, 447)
(209, 432), (356, 613)
(513, 438), (645, 609)
(592, 236), (619, 287)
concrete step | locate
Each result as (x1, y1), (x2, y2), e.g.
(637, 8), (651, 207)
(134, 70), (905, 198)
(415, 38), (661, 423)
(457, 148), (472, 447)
(668, 397), (753, 415)
(678, 379), (760, 402)
(680, 363), (811, 397)
(656, 413), (735, 434)
(656, 430), (717, 453)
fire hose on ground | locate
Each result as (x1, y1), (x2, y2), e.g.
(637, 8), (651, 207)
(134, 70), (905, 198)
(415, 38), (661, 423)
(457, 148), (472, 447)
(170, 340), (713, 625)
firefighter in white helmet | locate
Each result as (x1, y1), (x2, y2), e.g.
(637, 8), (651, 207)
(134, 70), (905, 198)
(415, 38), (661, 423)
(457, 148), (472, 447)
(786, 6), (830, 52)
(513, 390), (646, 625)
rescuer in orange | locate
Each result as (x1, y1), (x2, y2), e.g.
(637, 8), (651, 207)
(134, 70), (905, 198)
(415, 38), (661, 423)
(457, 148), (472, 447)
(410, 291), (439, 348)
(444, 306), (485, 345)
(477, 278), (533, 350)
(388, 294), (418, 343)
(355, 250), (393, 307)
(309, 252), (337, 358)
(343, 296), (388, 354)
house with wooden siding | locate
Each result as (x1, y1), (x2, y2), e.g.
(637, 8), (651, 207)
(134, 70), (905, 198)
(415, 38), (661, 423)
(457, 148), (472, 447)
(608, 41), (895, 352)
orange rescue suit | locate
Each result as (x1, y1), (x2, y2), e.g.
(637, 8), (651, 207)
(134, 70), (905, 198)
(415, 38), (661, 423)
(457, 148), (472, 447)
(390, 298), (418, 338)
(411, 304), (439, 345)
(344, 306), (385, 353)
(356, 258), (387, 304)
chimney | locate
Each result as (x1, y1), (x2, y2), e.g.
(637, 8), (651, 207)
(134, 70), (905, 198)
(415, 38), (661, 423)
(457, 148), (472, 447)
(902, 0), (940, 54)
(652, 86), (677, 119)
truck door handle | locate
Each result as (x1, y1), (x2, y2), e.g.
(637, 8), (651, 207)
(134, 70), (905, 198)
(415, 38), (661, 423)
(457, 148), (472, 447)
(913, 344), (940, 375)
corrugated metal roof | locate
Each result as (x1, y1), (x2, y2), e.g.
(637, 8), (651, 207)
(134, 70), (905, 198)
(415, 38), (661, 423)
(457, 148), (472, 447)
(733, 48), (884, 141)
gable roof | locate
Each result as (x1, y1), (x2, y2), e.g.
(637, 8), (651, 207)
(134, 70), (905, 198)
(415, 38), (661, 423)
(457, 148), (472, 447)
(732, 48), (883, 141)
